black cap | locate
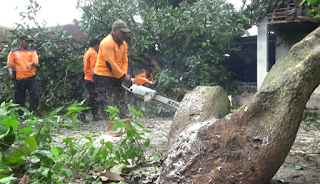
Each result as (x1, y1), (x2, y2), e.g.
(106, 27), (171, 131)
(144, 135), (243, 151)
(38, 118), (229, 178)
(20, 35), (33, 42)
(89, 38), (100, 47)
(146, 67), (152, 73)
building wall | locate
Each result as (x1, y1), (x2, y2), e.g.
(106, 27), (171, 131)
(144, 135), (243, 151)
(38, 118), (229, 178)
(275, 34), (320, 94)
(275, 37), (290, 61)
(275, 34), (308, 61)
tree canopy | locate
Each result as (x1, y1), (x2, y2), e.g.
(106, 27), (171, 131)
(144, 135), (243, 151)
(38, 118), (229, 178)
(1, 0), (252, 111)
(78, 0), (250, 98)
(0, 1), (86, 112)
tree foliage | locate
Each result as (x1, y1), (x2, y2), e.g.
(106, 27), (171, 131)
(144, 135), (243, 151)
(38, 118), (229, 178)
(1, 0), (253, 112)
(0, 102), (154, 183)
(301, 0), (320, 17)
(0, 0), (86, 112)
(78, 0), (250, 98)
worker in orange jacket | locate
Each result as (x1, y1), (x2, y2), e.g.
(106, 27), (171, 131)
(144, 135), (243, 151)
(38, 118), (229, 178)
(79, 38), (102, 123)
(7, 35), (40, 116)
(93, 20), (131, 136)
(135, 67), (154, 82)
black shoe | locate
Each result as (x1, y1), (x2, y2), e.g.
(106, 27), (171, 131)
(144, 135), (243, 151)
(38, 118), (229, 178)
(79, 113), (89, 123)
(92, 115), (103, 121)
(33, 111), (42, 118)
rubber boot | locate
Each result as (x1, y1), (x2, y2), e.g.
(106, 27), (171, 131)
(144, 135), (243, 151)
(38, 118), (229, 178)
(79, 113), (89, 123)
(92, 109), (103, 121)
(92, 115), (103, 121)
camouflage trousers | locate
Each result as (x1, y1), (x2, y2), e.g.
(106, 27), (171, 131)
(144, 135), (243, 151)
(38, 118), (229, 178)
(93, 74), (130, 119)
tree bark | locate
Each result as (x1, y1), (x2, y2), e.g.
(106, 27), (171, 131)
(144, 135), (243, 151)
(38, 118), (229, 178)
(175, 80), (189, 100)
(159, 27), (320, 183)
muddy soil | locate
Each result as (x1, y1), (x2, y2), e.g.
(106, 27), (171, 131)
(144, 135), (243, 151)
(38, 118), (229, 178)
(52, 116), (320, 184)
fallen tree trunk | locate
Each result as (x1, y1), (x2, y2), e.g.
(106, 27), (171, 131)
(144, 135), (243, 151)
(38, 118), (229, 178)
(159, 27), (320, 183)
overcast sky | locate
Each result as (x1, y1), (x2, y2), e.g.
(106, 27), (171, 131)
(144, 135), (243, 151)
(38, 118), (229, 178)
(0, 0), (81, 28)
(0, 0), (256, 34)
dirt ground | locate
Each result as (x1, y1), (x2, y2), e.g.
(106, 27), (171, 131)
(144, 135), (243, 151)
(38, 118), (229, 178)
(272, 119), (320, 184)
(52, 115), (320, 184)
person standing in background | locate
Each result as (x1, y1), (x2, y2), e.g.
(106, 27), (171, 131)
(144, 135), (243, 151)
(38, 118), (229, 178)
(79, 38), (102, 123)
(7, 35), (40, 116)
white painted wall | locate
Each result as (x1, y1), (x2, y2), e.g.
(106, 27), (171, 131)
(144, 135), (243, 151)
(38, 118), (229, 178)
(274, 36), (320, 94)
(275, 37), (290, 61)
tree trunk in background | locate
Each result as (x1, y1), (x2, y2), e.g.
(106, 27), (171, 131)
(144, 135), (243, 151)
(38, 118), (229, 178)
(175, 80), (189, 100)
(159, 27), (320, 183)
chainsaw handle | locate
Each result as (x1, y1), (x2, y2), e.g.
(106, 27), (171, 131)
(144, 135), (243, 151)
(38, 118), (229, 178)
(121, 78), (135, 92)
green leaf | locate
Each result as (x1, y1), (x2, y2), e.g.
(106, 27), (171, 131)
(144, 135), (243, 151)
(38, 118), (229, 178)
(0, 166), (10, 174)
(144, 139), (151, 147)
(0, 108), (6, 115)
(64, 169), (73, 177)
(126, 129), (133, 137)
(42, 168), (50, 176)
(51, 146), (59, 156)
(105, 142), (113, 151)
(276, 179), (285, 183)
(32, 150), (53, 162)
(17, 127), (33, 137)
(110, 164), (125, 174)
(58, 154), (68, 159)
(91, 147), (100, 158)
(106, 106), (120, 115)
(300, 0), (307, 5)
(70, 148), (77, 156)
(64, 111), (73, 116)
(4, 157), (25, 165)
(19, 145), (32, 157)
(63, 137), (74, 144)
(50, 106), (63, 116)
(293, 164), (306, 170)
(1, 118), (20, 132)
(72, 113), (78, 120)
(85, 136), (92, 142)
(311, 0), (318, 4)
(25, 136), (37, 151)
(66, 106), (77, 111)
(0, 133), (15, 151)
(0, 174), (17, 183)
(0, 124), (8, 139)
(100, 149), (108, 160)
(135, 122), (145, 128)
(112, 121), (122, 131)
(120, 139), (127, 146)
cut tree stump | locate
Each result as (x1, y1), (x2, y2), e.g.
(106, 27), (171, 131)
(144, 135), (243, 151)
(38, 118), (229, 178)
(159, 26), (320, 184)
(167, 86), (231, 152)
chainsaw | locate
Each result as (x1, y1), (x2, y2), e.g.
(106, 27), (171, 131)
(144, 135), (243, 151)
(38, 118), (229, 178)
(122, 78), (180, 109)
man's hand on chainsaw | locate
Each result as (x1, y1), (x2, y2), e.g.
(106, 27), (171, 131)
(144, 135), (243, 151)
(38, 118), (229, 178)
(122, 74), (131, 84)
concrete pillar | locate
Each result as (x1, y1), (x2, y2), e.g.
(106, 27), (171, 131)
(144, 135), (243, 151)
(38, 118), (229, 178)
(257, 19), (269, 89)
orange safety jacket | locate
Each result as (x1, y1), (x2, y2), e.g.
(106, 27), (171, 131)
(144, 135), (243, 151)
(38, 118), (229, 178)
(135, 72), (154, 81)
(83, 47), (98, 81)
(94, 34), (128, 78)
(7, 48), (39, 80)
